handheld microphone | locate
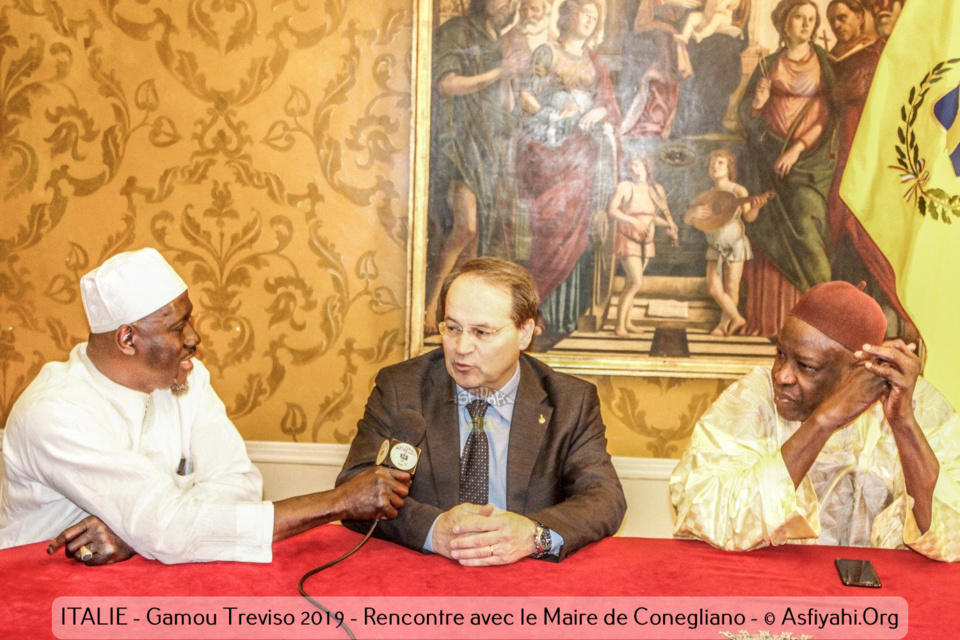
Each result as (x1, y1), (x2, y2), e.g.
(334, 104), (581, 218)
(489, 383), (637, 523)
(298, 409), (427, 638)
(376, 409), (425, 475)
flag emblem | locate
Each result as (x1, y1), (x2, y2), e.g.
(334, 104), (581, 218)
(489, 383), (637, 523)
(890, 60), (960, 222)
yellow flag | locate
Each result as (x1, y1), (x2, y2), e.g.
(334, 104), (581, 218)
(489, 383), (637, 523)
(841, 1), (960, 410)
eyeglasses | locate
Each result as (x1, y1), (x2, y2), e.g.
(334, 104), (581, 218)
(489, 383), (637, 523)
(438, 321), (508, 343)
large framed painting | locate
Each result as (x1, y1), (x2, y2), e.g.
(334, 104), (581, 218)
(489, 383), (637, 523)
(409, 0), (908, 378)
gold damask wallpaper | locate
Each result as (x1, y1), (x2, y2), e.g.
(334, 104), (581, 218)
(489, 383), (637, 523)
(0, 0), (727, 457)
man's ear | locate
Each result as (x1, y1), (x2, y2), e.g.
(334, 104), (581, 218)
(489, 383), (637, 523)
(116, 325), (136, 355)
(518, 318), (536, 351)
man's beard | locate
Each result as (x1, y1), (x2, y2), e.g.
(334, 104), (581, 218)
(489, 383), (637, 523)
(171, 349), (196, 397)
(517, 18), (549, 36)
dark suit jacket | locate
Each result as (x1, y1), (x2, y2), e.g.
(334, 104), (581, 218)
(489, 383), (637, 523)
(336, 350), (626, 560)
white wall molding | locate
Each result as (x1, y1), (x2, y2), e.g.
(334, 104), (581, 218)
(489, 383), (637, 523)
(610, 455), (676, 480)
(244, 441), (350, 466)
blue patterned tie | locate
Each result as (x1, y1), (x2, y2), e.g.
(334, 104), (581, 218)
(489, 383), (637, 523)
(460, 399), (489, 505)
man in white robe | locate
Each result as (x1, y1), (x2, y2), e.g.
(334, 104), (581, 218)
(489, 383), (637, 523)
(671, 281), (960, 561)
(0, 248), (410, 564)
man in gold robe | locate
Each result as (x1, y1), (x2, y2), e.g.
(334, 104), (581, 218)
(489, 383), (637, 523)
(670, 281), (960, 561)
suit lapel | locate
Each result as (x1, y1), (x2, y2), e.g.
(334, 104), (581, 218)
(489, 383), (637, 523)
(506, 357), (551, 513)
(424, 362), (460, 509)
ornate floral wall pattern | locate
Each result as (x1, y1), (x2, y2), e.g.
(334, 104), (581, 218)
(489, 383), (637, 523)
(0, 0), (726, 457)
(592, 375), (732, 458)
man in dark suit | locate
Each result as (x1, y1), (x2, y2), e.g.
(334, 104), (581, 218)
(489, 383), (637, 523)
(337, 258), (626, 565)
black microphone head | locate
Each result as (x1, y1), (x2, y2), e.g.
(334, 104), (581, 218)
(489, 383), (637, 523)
(393, 409), (426, 447)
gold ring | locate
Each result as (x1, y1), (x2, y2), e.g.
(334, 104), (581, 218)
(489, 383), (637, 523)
(79, 545), (93, 562)
(489, 545), (494, 557)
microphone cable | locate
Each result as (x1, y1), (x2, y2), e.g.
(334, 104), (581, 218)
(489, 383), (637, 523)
(297, 520), (379, 640)
(299, 420), (422, 638)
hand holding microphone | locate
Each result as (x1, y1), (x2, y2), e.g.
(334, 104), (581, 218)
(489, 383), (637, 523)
(299, 411), (426, 634)
(340, 467), (411, 521)
(339, 409), (425, 521)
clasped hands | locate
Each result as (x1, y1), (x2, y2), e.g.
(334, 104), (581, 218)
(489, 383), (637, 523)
(431, 503), (537, 567)
(817, 339), (921, 432)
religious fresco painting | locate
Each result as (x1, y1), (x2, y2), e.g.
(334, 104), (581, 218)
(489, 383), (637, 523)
(410, 0), (909, 377)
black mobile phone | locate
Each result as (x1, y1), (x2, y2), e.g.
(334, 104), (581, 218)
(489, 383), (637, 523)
(835, 559), (881, 588)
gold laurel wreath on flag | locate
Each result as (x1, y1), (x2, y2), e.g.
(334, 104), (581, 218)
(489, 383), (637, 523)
(890, 58), (960, 223)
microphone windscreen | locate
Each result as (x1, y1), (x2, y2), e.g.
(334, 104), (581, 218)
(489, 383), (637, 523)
(393, 409), (426, 447)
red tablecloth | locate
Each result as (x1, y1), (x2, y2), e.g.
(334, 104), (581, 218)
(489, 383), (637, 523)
(2, 525), (955, 639)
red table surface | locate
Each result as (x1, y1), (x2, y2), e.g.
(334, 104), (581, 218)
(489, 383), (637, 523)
(1, 525), (955, 638)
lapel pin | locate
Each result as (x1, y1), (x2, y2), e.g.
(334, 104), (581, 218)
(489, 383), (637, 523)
(538, 414), (546, 424)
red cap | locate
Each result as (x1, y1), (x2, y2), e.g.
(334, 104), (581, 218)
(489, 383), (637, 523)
(789, 281), (887, 351)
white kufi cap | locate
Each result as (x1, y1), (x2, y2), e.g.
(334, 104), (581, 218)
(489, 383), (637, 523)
(80, 248), (188, 334)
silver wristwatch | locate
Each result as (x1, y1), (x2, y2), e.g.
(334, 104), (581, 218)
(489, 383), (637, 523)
(532, 521), (551, 558)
